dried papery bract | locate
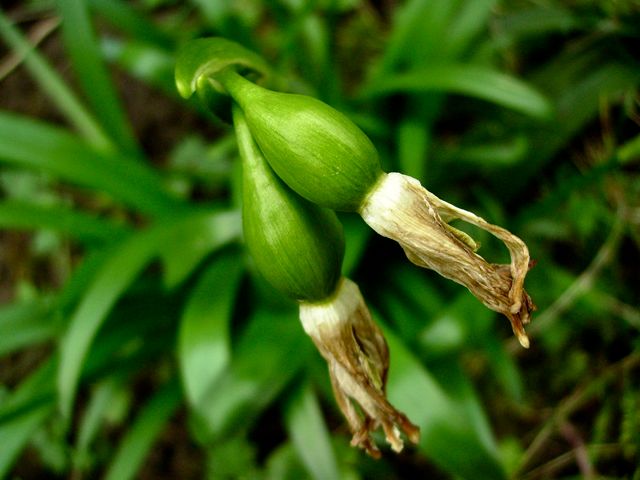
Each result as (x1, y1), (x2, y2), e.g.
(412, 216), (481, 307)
(361, 173), (535, 348)
(300, 278), (420, 457)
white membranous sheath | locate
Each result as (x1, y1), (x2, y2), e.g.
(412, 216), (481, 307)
(300, 278), (420, 455)
(360, 172), (534, 348)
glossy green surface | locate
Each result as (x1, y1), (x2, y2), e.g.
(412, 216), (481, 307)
(221, 70), (382, 211)
(234, 106), (344, 301)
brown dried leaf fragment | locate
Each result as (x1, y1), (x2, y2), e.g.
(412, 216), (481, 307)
(360, 173), (536, 348)
(299, 278), (420, 457)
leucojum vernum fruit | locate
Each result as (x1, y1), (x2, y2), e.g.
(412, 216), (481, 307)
(175, 37), (535, 457)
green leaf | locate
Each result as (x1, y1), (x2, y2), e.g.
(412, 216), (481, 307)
(0, 10), (111, 150)
(102, 37), (176, 94)
(340, 214), (371, 276)
(439, 136), (529, 167)
(0, 404), (54, 479)
(265, 442), (310, 480)
(194, 307), (311, 441)
(0, 358), (57, 477)
(372, 0), (455, 75)
(484, 335), (524, 401)
(57, 0), (138, 153)
(89, 0), (174, 49)
(0, 111), (185, 217)
(442, 0), (497, 59)
(379, 266), (445, 342)
(204, 435), (261, 479)
(499, 61), (639, 197)
(58, 249), (113, 311)
(360, 64), (554, 120)
(58, 211), (238, 418)
(285, 382), (341, 480)
(0, 200), (130, 243)
(178, 251), (244, 407)
(618, 133), (640, 165)
(0, 299), (59, 356)
(294, 13), (340, 101)
(431, 360), (504, 470)
(159, 209), (241, 289)
(493, 5), (579, 42)
(103, 377), (181, 480)
(74, 378), (125, 458)
(397, 116), (431, 182)
(57, 235), (155, 419)
(384, 324), (506, 479)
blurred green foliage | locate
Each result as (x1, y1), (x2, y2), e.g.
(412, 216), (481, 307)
(0, 0), (639, 478)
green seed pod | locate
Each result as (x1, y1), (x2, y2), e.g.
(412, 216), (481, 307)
(233, 105), (344, 301)
(218, 68), (383, 211)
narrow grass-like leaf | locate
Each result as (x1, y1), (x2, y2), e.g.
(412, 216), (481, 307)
(0, 9), (111, 150)
(500, 62), (640, 197)
(265, 442), (310, 480)
(159, 209), (241, 288)
(89, 0), (174, 49)
(371, 0), (452, 76)
(442, 0), (496, 58)
(79, 295), (178, 394)
(618, 134), (640, 164)
(379, 267), (446, 342)
(484, 335), (524, 400)
(1, 356), (57, 413)
(204, 434), (261, 478)
(340, 214), (371, 276)
(397, 117), (431, 181)
(58, 211), (237, 418)
(58, 249), (112, 311)
(360, 64), (553, 119)
(296, 13), (339, 101)
(189, 0), (256, 40)
(0, 403), (54, 479)
(493, 5), (579, 42)
(103, 377), (181, 480)
(0, 299), (59, 356)
(285, 382), (340, 480)
(74, 378), (124, 458)
(429, 360), (500, 460)
(102, 37), (175, 94)
(0, 111), (186, 217)
(383, 324), (506, 479)
(382, 290), (463, 355)
(57, 0), (138, 153)
(178, 251), (243, 406)
(0, 200), (130, 242)
(195, 307), (311, 441)
(0, 294), (175, 429)
(57, 235), (156, 419)
(438, 136), (529, 167)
